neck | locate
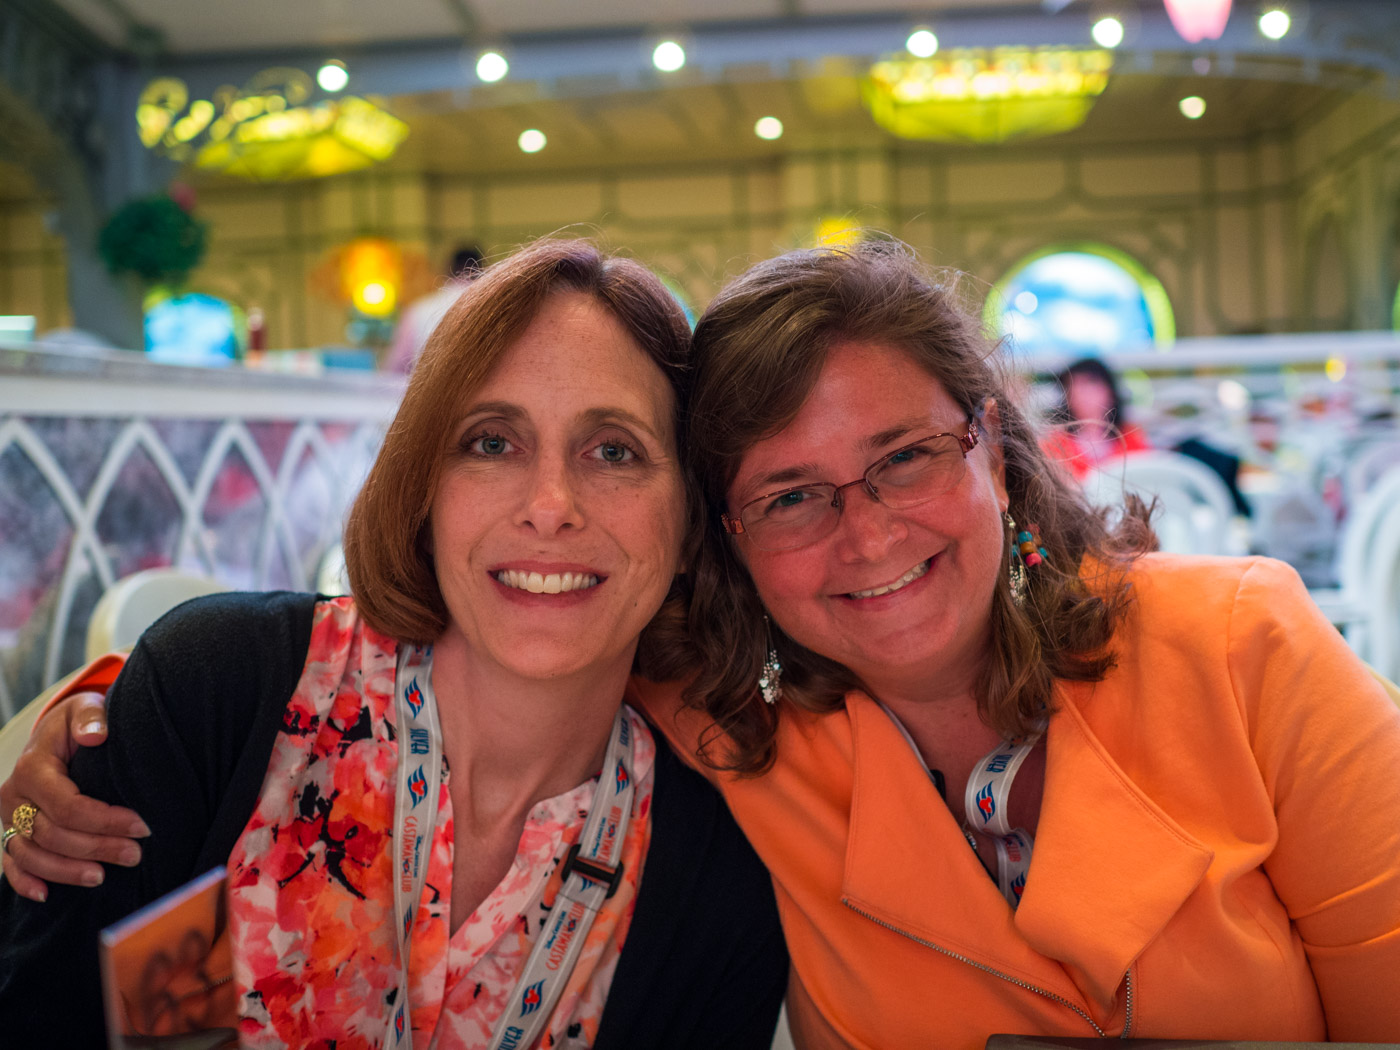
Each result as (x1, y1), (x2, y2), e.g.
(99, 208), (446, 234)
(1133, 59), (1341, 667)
(428, 630), (628, 834)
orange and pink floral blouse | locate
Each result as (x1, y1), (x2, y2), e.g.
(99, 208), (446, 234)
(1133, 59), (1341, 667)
(226, 597), (655, 1049)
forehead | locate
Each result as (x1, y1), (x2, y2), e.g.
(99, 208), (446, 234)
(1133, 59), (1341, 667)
(729, 340), (961, 493)
(471, 291), (676, 425)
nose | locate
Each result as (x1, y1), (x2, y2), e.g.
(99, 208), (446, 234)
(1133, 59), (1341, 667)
(515, 453), (583, 535)
(832, 484), (906, 562)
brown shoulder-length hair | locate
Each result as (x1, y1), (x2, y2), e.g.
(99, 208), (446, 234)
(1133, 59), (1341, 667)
(343, 237), (695, 668)
(648, 239), (1154, 774)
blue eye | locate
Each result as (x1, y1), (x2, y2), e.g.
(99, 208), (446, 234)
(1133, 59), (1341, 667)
(469, 433), (513, 456)
(593, 442), (635, 464)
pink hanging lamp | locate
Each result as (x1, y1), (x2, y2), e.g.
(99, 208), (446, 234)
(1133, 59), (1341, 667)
(1163, 0), (1233, 43)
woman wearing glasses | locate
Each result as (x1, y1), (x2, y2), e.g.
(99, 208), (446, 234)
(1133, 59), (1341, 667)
(646, 241), (1400, 1045)
(10, 241), (1400, 1047)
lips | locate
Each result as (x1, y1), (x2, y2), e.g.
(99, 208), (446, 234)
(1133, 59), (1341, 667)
(846, 558), (931, 600)
(493, 569), (601, 594)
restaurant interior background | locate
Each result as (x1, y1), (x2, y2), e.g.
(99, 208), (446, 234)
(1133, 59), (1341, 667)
(1, 0), (1399, 724)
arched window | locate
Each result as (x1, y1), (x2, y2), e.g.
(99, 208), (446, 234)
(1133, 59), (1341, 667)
(987, 245), (1175, 356)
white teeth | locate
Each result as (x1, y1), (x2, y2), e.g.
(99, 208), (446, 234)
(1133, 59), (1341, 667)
(849, 559), (931, 600)
(494, 570), (600, 593)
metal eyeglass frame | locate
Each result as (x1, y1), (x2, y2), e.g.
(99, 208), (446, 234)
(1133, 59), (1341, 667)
(721, 417), (980, 550)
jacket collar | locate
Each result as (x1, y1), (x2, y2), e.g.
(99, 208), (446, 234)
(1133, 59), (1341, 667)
(843, 685), (1214, 1011)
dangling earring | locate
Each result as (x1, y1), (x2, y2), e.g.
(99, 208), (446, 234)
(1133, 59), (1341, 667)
(1005, 511), (1048, 608)
(759, 615), (783, 705)
(1005, 512), (1027, 607)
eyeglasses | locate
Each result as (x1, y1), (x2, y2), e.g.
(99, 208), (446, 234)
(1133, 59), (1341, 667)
(722, 418), (981, 552)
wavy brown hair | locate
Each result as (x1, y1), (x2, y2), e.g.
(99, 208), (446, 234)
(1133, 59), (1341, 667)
(343, 237), (696, 671)
(647, 240), (1155, 773)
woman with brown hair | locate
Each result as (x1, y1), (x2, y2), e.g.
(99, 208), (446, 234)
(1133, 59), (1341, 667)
(633, 239), (1400, 1046)
(13, 239), (1400, 1048)
(0, 239), (786, 1049)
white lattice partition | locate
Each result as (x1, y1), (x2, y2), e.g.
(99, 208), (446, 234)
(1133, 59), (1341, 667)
(0, 344), (403, 722)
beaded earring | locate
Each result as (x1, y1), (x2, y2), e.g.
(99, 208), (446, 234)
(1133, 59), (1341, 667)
(1005, 512), (1048, 607)
(759, 615), (783, 705)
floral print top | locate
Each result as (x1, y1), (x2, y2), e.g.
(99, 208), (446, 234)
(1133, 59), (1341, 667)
(226, 598), (655, 1049)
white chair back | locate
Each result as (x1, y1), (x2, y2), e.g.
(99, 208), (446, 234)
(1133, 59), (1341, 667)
(1327, 466), (1400, 680)
(85, 568), (229, 662)
(1082, 451), (1240, 556)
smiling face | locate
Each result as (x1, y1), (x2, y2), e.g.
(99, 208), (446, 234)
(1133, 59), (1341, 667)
(726, 340), (1009, 703)
(429, 291), (686, 686)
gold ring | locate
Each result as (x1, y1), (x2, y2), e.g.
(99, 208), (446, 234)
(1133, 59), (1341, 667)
(1, 826), (20, 854)
(11, 803), (38, 839)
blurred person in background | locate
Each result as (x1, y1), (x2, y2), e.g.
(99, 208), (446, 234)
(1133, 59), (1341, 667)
(386, 245), (485, 374)
(1041, 356), (1150, 480)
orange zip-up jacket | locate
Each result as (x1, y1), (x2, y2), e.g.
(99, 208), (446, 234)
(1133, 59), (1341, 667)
(634, 554), (1400, 1047)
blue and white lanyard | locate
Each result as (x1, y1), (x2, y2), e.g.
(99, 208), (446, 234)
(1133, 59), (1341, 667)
(963, 734), (1040, 909)
(386, 645), (637, 1050)
(880, 704), (1040, 909)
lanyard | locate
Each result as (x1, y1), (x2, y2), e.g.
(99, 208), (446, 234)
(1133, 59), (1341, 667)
(486, 705), (635, 1050)
(385, 645), (637, 1050)
(879, 704), (1040, 910)
(963, 734), (1040, 909)
(387, 644), (445, 1048)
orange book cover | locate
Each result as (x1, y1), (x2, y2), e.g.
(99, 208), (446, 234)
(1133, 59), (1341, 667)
(99, 866), (238, 1050)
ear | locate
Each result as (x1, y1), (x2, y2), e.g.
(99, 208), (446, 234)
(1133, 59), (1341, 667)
(980, 397), (1010, 513)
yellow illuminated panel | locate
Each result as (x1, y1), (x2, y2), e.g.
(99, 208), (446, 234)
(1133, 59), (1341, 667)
(862, 48), (1113, 144)
(135, 70), (409, 180)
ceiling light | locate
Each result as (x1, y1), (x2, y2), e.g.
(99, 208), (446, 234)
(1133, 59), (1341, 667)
(316, 61), (348, 93)
(518, 128), (546, 153)
(476, 51), (508, 82)
(1179, 95), (1206, 119)
(906, 29), (939, 58)
(754, 116), (784, 140)
(1258, 8), (1291, 39)
(1091, 17), (1124, 48)
(652, 40), (686, 72)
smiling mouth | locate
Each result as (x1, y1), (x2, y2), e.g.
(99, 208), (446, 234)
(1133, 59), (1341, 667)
(846, 559), (931, 600)
(493, 570), (601, 594)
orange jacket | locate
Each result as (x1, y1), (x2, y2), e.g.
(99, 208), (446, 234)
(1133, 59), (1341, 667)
(636, 554), (1400, 1047)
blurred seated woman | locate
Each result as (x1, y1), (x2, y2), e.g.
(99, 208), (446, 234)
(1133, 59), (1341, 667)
(1040, 356), (1150, 480)
(14, 241), (1400, 1048)
(0, 239), (785, 1049)
(650, 242), (1400, 1045)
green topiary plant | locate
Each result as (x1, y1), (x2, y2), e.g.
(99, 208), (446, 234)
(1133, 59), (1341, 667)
(97, 193), (208, 286)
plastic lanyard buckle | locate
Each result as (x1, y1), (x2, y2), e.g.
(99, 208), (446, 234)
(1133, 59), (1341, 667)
(559, 842), (624, 899)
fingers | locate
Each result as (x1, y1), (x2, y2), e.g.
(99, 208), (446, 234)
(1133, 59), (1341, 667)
(65, 690), (111, 753)
(0, 690), (149, 899)
(3, 807), (141, 890)
(2, 837), (51, 902)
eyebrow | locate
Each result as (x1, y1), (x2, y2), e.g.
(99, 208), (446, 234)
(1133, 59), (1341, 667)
(455, 401), (667, 444)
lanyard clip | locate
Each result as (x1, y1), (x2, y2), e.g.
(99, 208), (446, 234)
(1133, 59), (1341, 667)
(560, 842), (624, 899)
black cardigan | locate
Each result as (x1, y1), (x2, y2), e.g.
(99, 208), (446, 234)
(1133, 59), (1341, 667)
(0, 591), (787, 1048)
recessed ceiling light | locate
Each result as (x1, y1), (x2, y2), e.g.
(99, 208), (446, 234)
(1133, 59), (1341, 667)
(754, 116), (784, 140)
(1179, 95), (1206, 119)
(906, 29), (939, 58)
(317, 60), (348, 92)
(476, 51), (508, 83)
(1258, 9), (1291, 40)
(653, 40), (686, 72)
(518, 128), (546, 153)
(1091, 17), (1124, 48)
